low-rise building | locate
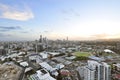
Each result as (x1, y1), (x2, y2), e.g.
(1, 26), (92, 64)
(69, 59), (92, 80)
(20, 61), (29, 67)
(29, 69), (56, 80)
(39, 62), (58, 76)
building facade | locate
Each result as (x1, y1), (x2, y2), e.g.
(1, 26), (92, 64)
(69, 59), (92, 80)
(81, 60), (111, 80)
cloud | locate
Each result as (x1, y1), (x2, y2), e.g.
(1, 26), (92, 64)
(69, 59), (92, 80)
(0, 33), (11, 37)
(61, 8), (80, 17)
(44, 31), (49, 33)
(90, 33), (109, 39)
(61, 8), (80, 22)
(0, 3), (34, 21)
(69, 8), (80, 17)
(61, 10), (68, 14)
(39, 30), (52, 34)
(0, 26), (21, 32)
(20, 31), (29, 33)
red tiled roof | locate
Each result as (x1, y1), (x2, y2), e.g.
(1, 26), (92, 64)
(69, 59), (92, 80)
(115, 74), (120, 79)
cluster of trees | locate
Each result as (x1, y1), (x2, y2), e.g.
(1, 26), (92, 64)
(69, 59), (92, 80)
(111, 48), (120, 55)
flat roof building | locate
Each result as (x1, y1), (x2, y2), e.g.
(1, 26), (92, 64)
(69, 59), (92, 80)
(29, 69), (56, 80)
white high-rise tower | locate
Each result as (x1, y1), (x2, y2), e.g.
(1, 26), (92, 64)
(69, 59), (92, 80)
(83, 60), (111, 80)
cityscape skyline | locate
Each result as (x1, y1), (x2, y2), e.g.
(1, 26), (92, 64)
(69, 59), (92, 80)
(0, 0), (120, 41)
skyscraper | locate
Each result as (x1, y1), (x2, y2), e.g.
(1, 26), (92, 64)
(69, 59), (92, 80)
(39, 35), (42, 43)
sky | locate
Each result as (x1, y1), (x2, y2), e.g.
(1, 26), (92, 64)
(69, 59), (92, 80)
(0, 0), (120, 41)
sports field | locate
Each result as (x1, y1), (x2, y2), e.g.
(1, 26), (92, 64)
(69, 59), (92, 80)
(73, 51), (91, 57)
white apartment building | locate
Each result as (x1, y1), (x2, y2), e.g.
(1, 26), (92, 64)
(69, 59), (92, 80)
(79, 60), (111, 80)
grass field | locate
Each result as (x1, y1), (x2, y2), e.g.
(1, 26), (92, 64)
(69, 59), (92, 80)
(73, 51), (91, 57)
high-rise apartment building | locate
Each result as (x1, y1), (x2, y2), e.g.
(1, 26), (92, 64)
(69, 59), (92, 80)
(102, 62), (111, 80)
(81, 60), (111, 80)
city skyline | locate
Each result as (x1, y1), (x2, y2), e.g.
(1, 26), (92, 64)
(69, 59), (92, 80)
(0, 0), (120, 41)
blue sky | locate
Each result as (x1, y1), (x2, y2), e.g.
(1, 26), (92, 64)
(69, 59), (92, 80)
(0, 0), (120, 41)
